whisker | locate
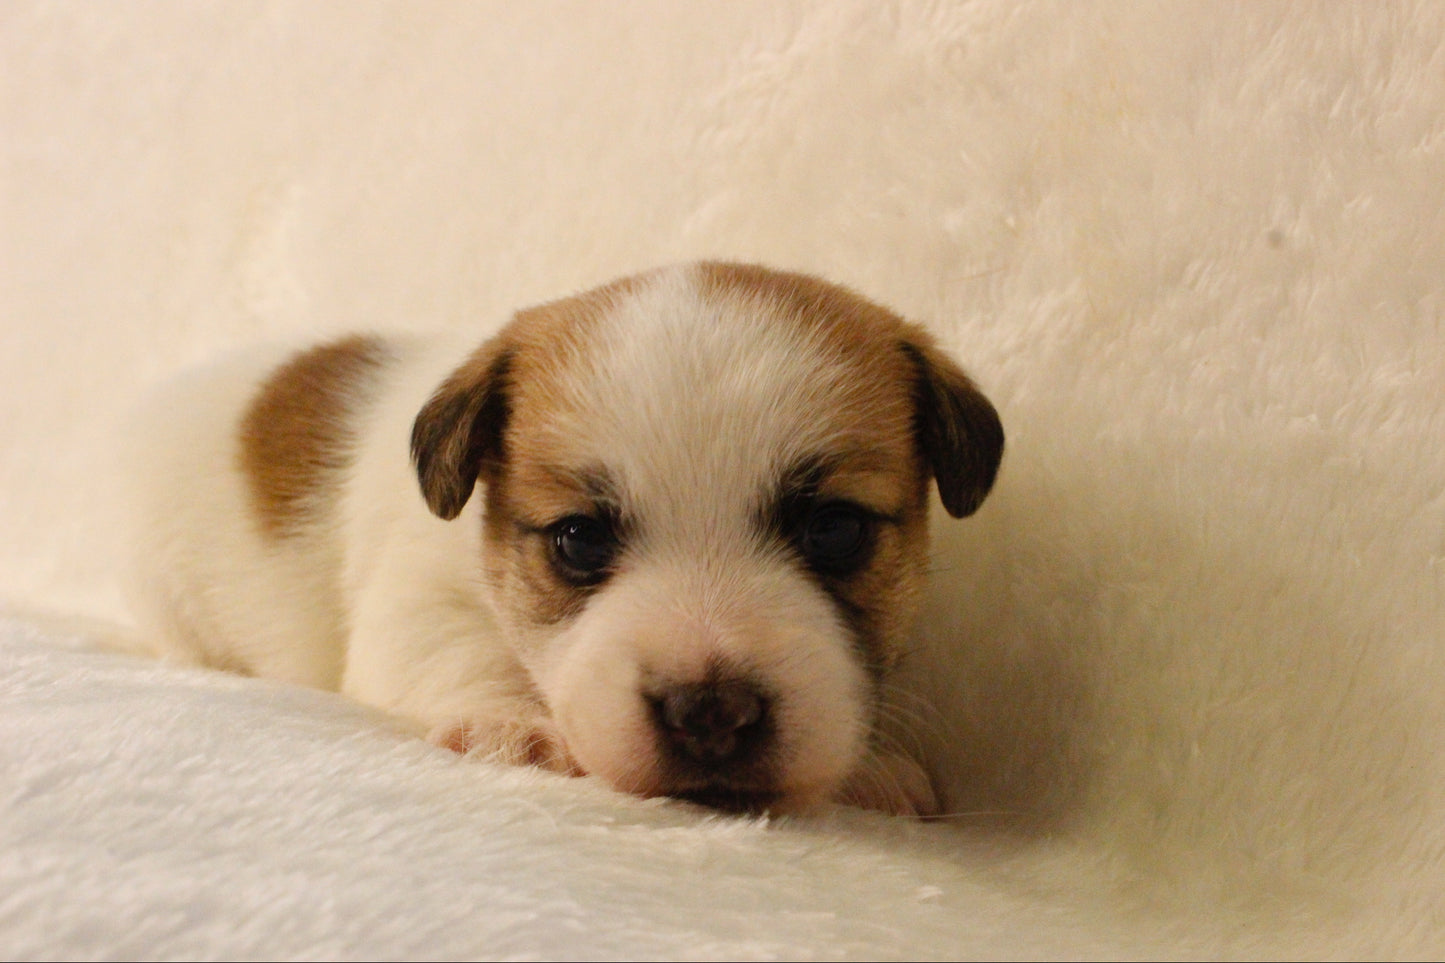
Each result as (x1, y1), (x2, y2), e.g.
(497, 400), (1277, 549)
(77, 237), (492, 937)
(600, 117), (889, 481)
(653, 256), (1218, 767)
(918, 808), (1032, 824)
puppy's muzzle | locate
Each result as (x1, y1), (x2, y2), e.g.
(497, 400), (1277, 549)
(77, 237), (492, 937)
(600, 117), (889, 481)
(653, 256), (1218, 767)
(646, 676), (779, 812)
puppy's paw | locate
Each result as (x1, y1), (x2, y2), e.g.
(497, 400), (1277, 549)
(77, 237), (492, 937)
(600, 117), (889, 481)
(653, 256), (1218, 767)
(836, 750), (940, 818)
(427, 713), (581, 776)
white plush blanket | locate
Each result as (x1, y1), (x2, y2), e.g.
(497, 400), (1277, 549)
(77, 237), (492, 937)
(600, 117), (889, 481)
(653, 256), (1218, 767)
(3, 2), (1442, 958)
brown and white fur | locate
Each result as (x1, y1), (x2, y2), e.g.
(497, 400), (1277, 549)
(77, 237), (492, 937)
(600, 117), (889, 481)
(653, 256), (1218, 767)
(121, 262), (1003, 816)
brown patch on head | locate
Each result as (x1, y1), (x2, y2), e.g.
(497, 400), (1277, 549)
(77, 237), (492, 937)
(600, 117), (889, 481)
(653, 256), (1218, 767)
(696, 262), (1004, 671)
(696, 261), (1003, 519)
(410, 272), (648, 521)
(411, 274), (652, 633)
(238, 335), (392, 539)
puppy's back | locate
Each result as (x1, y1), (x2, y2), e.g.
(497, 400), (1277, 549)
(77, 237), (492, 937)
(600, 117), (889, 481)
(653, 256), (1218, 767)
(120, 339), (395, 687)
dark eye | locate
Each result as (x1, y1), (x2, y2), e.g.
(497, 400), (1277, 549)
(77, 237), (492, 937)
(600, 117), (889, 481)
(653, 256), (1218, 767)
(800, 503), (874, 576)
(549, 515), (618, 584)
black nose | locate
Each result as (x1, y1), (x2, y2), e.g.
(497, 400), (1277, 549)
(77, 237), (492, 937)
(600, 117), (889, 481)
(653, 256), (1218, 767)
(652, 679), (771, 766)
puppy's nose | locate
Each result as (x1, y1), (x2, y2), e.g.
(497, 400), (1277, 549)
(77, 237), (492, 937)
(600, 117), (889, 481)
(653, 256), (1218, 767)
(653, 680), (770, 766)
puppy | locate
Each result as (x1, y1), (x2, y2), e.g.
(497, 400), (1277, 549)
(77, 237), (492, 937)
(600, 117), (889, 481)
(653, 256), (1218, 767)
(121, 262), (1003, 816)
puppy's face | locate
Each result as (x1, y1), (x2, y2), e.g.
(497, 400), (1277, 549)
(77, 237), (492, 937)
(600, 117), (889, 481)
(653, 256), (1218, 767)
(413, 263), (1002, 812)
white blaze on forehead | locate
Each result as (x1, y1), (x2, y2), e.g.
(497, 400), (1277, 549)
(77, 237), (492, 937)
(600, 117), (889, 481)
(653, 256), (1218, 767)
(547, 266), (873, 539)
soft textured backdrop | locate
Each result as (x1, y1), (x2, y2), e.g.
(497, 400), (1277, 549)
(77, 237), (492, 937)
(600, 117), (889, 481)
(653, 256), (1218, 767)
(3, 2), (1443, 958)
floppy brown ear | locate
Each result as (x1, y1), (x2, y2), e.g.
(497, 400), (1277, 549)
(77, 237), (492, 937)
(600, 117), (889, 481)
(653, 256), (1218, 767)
(901, 338), (1004, 518)
(410, 338), (513, 520)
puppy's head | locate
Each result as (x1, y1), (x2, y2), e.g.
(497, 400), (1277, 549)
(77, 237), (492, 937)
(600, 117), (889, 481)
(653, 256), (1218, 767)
(412, 262), (1002, 812)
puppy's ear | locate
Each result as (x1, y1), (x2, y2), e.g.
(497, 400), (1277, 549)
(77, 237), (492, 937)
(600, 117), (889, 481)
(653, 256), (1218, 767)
(411, 339), (513, 521)
(901, 337), (1004, 518)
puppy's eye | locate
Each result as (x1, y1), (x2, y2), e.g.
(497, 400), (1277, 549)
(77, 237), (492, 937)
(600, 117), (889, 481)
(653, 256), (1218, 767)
(548, 515), (618, 584)
(800, 503), (875, 577)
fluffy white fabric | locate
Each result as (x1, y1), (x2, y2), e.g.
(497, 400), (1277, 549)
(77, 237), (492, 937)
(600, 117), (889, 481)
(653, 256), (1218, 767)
(2, 2), (1442, 957)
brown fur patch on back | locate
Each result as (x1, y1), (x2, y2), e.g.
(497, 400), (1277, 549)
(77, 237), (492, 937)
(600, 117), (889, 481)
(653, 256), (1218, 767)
(238, 335), (391, 539)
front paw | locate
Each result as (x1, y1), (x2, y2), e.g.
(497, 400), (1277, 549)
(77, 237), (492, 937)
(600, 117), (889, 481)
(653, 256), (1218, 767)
(836, 749), (940, 818)
(427, 714), (580, 776)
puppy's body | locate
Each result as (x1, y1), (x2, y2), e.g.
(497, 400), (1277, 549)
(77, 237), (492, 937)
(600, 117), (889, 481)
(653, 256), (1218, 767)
(123, 263), (1002, 815)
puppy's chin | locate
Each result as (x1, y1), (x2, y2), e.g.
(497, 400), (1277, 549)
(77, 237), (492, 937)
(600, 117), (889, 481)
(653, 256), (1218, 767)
(525, 566), (873, 814)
